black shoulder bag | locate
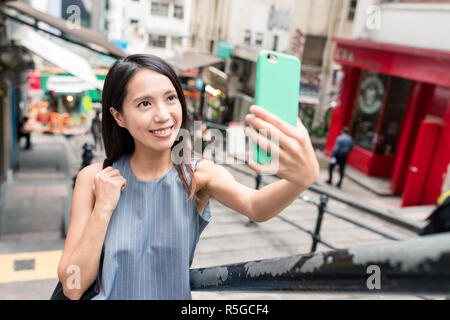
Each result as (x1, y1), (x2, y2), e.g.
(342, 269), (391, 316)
(50, 158), (112, 300)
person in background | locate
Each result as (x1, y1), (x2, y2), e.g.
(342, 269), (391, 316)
(90, 110), (103, 150)
(18, 114), (32, 150)
(326, 127), (353, 189)
(48, 90), (58, 113)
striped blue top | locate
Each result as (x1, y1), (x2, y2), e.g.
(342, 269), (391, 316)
(92, 154), (212, 300)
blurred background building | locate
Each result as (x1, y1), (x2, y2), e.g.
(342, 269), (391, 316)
(106, 0), (192, 58)
(324, 0), (450, 207)
(0, 0), (125, 187)
(0, 0), (448, 208)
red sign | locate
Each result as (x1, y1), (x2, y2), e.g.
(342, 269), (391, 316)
(333, 38), (450, 88)
(182, 69), (199, 78)
(28, 70), (41, 90)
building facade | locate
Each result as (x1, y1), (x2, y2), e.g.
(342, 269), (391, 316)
(325, 0), (450, 206)
(107, 0), (192, 59)
(190, 0), (356, 134)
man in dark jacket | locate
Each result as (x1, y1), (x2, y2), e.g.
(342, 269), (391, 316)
(326, 127), (354, 188)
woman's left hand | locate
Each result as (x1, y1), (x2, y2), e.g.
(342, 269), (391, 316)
(244, 105), (320, 189)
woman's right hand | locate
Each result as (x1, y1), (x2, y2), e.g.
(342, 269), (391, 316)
(92, 167), (127, 214)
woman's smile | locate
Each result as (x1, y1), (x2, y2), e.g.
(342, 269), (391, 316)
(149, 125), (175, 138)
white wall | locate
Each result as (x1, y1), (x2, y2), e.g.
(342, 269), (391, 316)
(354, 1), (450, 52)
(227, 0), (293, 52)
(107, 0), (124, 41)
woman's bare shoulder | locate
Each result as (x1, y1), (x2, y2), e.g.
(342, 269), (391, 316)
(194, 159), (234, 192)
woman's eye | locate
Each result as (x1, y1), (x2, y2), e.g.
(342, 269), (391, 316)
(138, 101), (151, 108)
(167, 95), (178, 102)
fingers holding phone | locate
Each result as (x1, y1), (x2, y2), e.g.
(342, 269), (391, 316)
(245, 105), (319, 188)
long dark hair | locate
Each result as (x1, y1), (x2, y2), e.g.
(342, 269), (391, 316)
(101, 54), (198, 201)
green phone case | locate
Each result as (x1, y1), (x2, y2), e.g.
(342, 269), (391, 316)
(253, 50), (301, 164)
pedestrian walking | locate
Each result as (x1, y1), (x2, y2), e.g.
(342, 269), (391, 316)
(326, 127), (354, 188)
(90, 109), (103, 150)
(56, 54), (319, 300)
(18, 114), (32, 150)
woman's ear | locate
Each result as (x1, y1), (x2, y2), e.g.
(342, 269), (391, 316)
(110, 107), (126, 129)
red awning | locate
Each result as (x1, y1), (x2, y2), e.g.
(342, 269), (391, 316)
(333, 37), (450, 88)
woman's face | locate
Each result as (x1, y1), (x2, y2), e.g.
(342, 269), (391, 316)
(111, 69), (183, 153)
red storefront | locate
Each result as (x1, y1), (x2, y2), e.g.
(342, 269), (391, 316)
(325, 38), (450, 207)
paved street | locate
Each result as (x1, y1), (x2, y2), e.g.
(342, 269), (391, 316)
(0, 131), (444, 300)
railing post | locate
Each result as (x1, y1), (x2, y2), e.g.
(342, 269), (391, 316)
(311, 194), (328, 253)
(72, 143), (95, 189)
(255, 173), (262, 190)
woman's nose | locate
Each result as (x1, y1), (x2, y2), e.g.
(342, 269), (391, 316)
(153, 105), (171, 122)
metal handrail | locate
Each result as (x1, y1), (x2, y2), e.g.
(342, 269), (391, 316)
(190, 233), (450, 294)
(222, 163), (401, 251)
(193, 123), (450, 294)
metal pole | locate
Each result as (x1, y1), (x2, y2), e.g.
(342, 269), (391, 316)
(311, 194), (328, 253)
(255, 173), (262, 190)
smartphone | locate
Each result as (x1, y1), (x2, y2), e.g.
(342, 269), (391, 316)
(252, 50), (301, 164)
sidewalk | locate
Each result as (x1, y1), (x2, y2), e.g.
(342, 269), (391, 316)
(313, 149), (434, 232)
(0, 132), (71, 243)
(0, 132), (71, 299)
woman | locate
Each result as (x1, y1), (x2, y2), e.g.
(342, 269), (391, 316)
(57, 54), (319, 300)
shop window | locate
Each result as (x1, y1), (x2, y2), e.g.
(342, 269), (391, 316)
(350, 70), (389, 152)
(244, 30), (251, 45)
(374, 77), (412, 156)
(255, 33), (264, 46)
(273, 35), (279, 51)
(149, 34), (167, 48)
(151, 2), (169, 17)
(61, 94), (79, 113)
(348, 0), (358, 21)
(302, 36), (327, 66)
(174, 5), (184, 19)
(171, 36), (183, 49)
(299, 103), (315, 133)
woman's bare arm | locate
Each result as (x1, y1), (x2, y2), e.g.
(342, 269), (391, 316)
(57, 163), (122, 300)
(196, 105), (319, 223)
(196, 161), (310, 223)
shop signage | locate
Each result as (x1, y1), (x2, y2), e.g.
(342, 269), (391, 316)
(336, 47), (382, 70)
(357, 74), (385, 115)
(216, 41), (233, 60)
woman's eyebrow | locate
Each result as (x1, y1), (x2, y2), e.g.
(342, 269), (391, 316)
(133, 95), (152, 103)
(132, 90), (176, 103)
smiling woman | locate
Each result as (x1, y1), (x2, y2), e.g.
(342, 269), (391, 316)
(55, 54), (319, 301)
(56, 55), (209, 300)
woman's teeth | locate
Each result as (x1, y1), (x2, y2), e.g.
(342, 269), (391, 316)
(151, 127), (172, 135)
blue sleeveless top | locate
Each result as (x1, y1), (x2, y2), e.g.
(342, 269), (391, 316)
(92, 154), (212, 300)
